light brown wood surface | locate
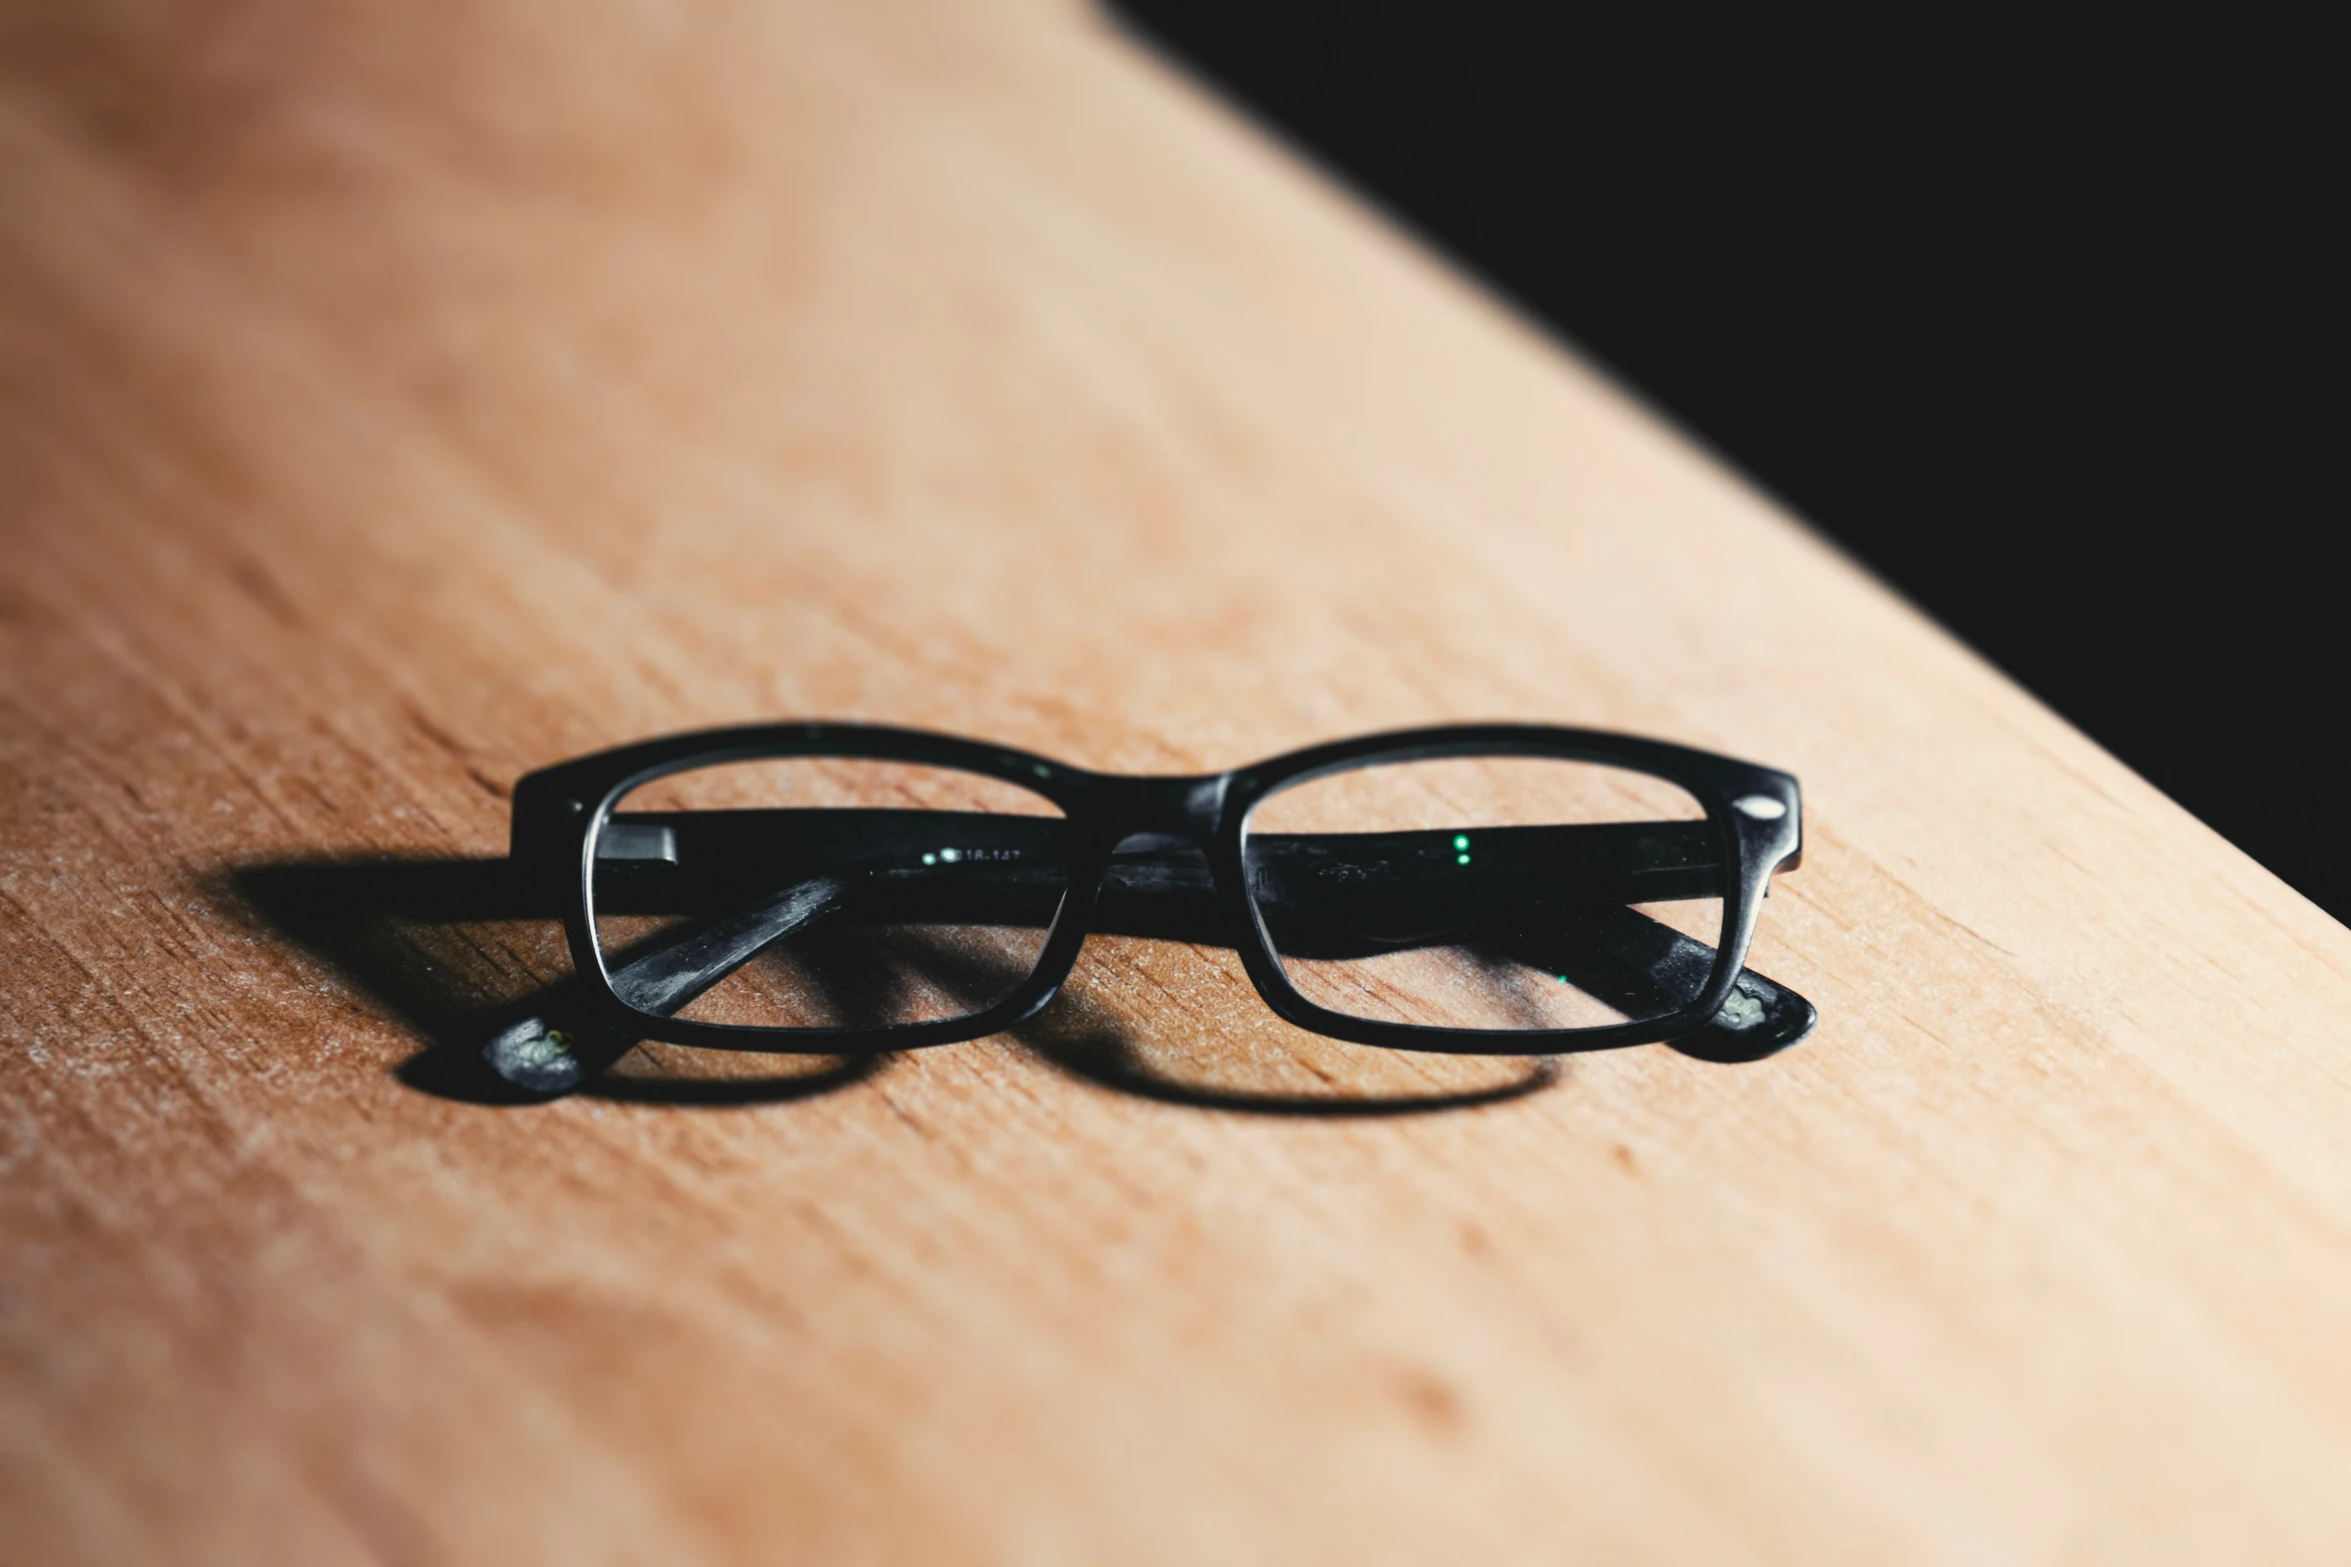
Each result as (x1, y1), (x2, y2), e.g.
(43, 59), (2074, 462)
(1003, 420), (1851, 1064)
(6, 3), (2350, 1561)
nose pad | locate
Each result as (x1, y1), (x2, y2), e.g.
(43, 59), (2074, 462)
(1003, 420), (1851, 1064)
(1109, 831), (1197, 858)
(1094, 830), (1230, 945)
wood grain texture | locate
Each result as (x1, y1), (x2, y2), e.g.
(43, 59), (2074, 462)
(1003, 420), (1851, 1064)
(6, 2), (2351, 1561)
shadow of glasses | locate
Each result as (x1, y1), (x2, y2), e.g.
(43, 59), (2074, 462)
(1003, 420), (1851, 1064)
(213, 854), (1565, 1114)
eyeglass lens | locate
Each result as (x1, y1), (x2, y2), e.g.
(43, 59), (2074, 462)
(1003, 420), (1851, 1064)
(1240, 756), (1728, 1032)
(589, 758), (1072, 1031)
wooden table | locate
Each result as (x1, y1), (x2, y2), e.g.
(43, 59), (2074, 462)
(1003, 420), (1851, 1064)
(7, 3), (2350, 1560)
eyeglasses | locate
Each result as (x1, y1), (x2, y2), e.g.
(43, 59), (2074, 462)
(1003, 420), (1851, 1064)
(503, 722), (1812, 1077)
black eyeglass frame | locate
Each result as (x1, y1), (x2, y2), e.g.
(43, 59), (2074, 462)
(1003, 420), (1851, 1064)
(510, 721), (1804, 1057)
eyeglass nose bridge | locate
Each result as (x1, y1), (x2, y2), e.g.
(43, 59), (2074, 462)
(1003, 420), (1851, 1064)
(1086, 772), (1232, 846)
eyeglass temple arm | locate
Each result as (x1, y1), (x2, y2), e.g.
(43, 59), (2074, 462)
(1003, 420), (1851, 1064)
(482, 877), (848, 1093)
(592, 811), (1753, 903)
(580, 811), (1810, 1043)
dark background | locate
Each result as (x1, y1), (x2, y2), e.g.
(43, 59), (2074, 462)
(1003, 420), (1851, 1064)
(1113, 3), (2341, 920)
